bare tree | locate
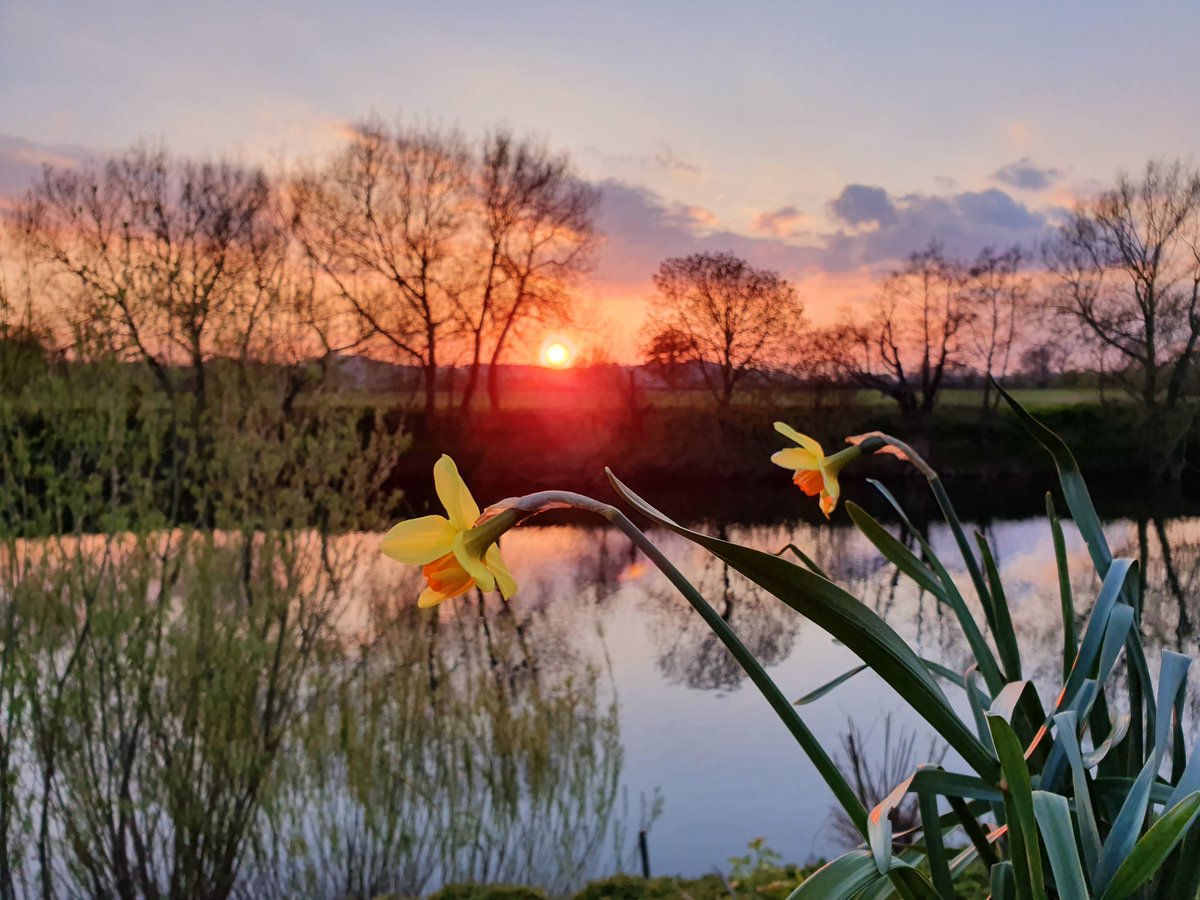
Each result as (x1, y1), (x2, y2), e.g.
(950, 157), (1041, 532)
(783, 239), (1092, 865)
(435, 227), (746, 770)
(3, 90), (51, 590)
(1044, 160), (1200, 410)
(844, 242), (971, 417)
(642, 325), (694, 390)
(788, 324), (856, 416)
(965, 245), (1031, 412)
(642, 251), (802, 407)
(291, 119), (470, 417)
(460, 129), (598, 412)
(15, 146), (280, 407)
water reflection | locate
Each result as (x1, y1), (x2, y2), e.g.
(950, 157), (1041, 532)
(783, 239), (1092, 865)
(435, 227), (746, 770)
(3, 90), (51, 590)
(9, 510), (1200, 893)
(0, 532), (630, 899)
(642, 526), (798, 691)
(245, 593), (624, 898)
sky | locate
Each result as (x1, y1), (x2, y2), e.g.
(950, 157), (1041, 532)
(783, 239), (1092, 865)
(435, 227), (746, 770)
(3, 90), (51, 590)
(2, 0), (1199, 356)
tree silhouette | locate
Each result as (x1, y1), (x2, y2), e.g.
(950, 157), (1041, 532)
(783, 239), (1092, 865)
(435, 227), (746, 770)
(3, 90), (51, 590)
(1045, 160), (1200, 412)
(843, 242), (970, 417)
(965, 245), (1031, 412)
(642, 251), (802, 407)
(467, 129), (598, 412)
(291, 119), (470, 418)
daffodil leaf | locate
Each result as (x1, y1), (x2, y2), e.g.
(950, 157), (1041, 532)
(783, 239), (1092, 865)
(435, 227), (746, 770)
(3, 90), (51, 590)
(608, 470), (999, 782)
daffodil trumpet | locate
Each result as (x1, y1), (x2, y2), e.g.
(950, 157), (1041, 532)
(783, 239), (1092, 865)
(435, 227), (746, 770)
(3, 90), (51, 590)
(770, 424), (886, 518)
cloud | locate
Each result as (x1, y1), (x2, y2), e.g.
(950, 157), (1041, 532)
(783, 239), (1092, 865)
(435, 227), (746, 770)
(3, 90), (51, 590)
(829, 184), (896, 227)
(0, 134), (91, 199)
(956, 188), (1043, 228)
(652, 146), (701, 177)
(751, 205), (809, 238)
(677, 203), (718, 230)
(823, 184), (1056, 270)
(596, 176), (1059, 291)
(992, 157), (1061, 191)
(584, 144), (703, 183)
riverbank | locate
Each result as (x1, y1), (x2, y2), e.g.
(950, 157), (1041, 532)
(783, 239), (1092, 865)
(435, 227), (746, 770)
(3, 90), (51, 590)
(387, 396), (1200, 523)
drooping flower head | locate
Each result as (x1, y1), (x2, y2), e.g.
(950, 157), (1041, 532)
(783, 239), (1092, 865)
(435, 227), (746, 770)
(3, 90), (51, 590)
(770, 423), (862, 519)
(381, 455), (517, 607)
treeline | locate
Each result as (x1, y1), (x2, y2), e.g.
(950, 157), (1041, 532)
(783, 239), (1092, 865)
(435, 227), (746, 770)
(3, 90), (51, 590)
(641, 162), (1200, 442)
(0, 118), (599, 418)
(4, 128), (1200, 479)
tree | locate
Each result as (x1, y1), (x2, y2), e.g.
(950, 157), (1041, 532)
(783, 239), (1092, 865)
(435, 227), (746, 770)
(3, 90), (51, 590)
(642, 325), (695, 389)
(461, 129), (598, 413)
(291, 119), (470, 418)
(15, 147), (281, 407)
(642, 251), (802, 407)
(1044, 160), (1200, 410)
(788, 324), (857, 416)
(1020, 339), (1076, 389)
(965, 245), (1031, 412)
(844, 242), (971, 417)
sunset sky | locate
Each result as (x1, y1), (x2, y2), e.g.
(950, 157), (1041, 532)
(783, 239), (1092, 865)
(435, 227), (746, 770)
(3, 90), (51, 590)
(3, 0), (1199, 357)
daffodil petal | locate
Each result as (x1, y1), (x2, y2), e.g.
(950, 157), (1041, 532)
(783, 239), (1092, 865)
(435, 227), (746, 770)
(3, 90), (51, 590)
(452, 531), (495, 593)
(418, 586), (454, 608)
(485, 544), (518, 599)
(821, 465), (841, 516)
(770, 448), (820, 471)
(434, 455), (481, 530)
(773, 422), (824, 459)
(381, 515), (457, 564)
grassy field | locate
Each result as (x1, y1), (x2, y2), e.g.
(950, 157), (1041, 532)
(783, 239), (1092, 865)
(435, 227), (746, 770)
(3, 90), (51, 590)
(351, 383), (1107, 414)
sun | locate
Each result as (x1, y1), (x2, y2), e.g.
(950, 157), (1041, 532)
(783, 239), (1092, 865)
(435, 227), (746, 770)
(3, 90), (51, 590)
(540, 339), (574, 369)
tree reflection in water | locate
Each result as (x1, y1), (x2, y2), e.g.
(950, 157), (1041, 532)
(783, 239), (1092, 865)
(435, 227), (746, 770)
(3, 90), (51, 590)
(247, 576), (625, 899)
(640, 525), (800, 692)
(14, 509), (1200, 894)
(1, 531), (629, 900)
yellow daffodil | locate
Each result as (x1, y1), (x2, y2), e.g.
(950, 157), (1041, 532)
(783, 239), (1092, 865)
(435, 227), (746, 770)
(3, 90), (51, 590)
(770, 423), (861, 519)
(381, 455), (517, 607)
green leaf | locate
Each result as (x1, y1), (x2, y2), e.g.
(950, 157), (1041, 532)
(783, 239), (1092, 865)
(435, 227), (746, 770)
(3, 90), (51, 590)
(794, 664), (869, 705)
(1095, 650), (1193, 880)
(994, 379), (1111, 577)
(1094, 759), (1155, 893)
(995, 380), (1154, 766)
(846, 502), (942, 597)
(1046, 492), (1078, 681)
(1081, 711), (1130, 769)
(1152, 652), (1191, 762)
(1099, 792), (1200, 900)
(866, 480), (1004, 694)
(975, 530), (1021, 681)
(1054, 710), (1103, 878)
(1032, 790), (1091, 900)
(1168, 727), (1200, 809)
(785, 849), (940, 899)
(918, 787), (954, 899)
(948, 797), (1001, 871)
(990, 861), (1016, 900)
(1096, 604), (1134, 685)
(865, 765), (1002, 880)
(1061, 559), (1137, 710)
(987, 709), (1048, 899)
(608, 470), (999, 781)
(603, 507), (871, 835)
(1161, 822), (1200, 899)
(965, 666), (996, 757)
(775, 542), (829, 579)
(869, 771), (918, 873)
